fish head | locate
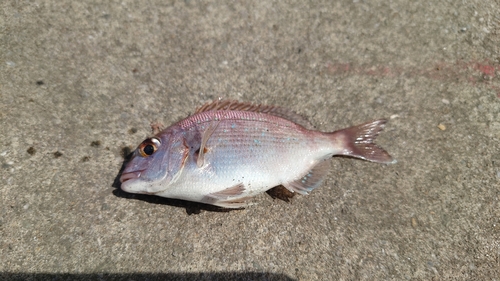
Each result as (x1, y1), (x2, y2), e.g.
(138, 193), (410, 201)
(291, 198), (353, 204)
(120, 131), (186, 195)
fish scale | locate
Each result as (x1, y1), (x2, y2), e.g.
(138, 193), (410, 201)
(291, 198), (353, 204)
(120, 99), (395, 208)
(185, 113), (309, 163)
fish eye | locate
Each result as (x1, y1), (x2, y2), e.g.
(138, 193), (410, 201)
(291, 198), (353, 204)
(138, 138), (161, 157)
(143, 144), (155, 155)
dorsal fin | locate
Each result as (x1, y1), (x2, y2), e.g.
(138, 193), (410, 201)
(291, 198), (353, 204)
(195, 99), (314, 129)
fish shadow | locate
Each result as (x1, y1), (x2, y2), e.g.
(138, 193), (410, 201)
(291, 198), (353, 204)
(111, 188), (235, 215)
(1, 272), (297, 281)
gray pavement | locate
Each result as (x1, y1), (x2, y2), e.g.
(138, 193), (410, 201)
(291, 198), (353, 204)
(1, 1), (499, 280)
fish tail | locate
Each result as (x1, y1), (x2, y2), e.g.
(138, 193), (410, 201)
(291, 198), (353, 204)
(331, 119), (396, 164)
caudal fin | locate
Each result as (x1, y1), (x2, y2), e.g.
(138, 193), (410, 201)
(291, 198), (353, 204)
(333, 119), (395, 164)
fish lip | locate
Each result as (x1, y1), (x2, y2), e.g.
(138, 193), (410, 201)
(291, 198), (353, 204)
(120, 170), (144, 183)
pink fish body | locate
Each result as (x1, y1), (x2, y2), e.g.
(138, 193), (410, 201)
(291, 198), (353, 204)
(120, 100), (395, 208)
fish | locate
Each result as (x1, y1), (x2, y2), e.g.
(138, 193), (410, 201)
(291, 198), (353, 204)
(120, 99), (395, 208)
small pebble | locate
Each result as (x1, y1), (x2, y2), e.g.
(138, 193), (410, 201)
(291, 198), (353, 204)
(91, 141), (101, 147)
(437, 124), (446, 131)
(27, 147), (36, 155)
(441, 99), (450, 104)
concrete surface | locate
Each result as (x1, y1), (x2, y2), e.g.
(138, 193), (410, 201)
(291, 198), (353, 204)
(1, 0), (499, 280)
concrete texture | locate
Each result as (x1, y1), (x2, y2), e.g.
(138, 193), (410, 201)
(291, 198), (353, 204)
(1, 0), (499, 280)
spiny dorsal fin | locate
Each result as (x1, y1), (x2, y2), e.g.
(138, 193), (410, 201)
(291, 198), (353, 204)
(195, 99), (314, 129)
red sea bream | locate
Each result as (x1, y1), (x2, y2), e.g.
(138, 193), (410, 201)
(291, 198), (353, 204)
(120, 99), (395, 208)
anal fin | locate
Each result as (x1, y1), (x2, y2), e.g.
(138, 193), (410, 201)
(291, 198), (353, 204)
(283, 159), (331, 195)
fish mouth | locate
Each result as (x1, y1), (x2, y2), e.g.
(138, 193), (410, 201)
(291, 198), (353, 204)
(120, 170), (144, 183)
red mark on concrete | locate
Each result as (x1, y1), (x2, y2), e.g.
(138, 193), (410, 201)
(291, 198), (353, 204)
(473, 63), (496, 77)
(324, 60), (500, 97)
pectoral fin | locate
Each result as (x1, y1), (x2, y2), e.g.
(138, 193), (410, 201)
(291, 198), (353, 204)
(193, 98), (221, 168)
(197, 118), (220, 168)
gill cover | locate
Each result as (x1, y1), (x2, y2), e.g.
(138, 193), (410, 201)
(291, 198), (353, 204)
(121, 131), (189, 194)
